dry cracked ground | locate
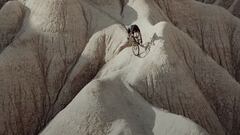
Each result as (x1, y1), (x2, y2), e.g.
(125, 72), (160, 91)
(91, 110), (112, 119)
(0, 0), (240, 135)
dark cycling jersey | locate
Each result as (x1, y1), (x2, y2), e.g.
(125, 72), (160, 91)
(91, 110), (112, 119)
(127, 25), (142, 44)
(128, 25), (141, 35)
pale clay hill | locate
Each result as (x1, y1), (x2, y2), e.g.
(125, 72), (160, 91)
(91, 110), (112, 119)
(0, 0), (240, 135)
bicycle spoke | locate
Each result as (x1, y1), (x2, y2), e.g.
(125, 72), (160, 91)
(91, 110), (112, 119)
(132, 45), (139, 56)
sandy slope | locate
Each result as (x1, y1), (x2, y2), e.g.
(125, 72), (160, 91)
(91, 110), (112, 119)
(41, 75), (208, 135)
(0, 0), (240, 135)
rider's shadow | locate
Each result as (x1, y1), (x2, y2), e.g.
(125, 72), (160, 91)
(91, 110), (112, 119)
(138, 33), (163, 58)
(150, 33), (162, 45)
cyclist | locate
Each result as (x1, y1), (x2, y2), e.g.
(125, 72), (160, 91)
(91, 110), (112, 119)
(127, 24), (142, 45)
(118, 25), (143, 56)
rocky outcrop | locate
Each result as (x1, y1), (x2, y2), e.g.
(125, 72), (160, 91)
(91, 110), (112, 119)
(0, 0), (240, 135)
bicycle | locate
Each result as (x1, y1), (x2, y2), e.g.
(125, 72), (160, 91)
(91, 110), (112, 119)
(127, 25), (143, 56)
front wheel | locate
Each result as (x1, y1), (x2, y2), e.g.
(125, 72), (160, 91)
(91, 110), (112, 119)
(132, 44), (140, 56)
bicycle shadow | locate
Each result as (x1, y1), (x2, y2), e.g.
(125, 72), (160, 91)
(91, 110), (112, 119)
(137, 33), (163, 58)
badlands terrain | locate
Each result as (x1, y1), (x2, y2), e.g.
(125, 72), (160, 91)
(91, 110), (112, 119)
(0, 0), (240, 135)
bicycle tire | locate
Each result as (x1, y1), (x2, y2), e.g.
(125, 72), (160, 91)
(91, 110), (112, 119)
(132, 44), (140, 56)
